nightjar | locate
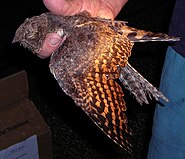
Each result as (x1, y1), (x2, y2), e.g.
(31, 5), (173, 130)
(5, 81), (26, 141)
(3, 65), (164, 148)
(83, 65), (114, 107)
(13, 11), (179, 152)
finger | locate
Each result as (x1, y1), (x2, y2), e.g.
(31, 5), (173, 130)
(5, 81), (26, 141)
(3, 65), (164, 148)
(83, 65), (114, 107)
(43, 0), (82, 16)
(38, 33), (64, 58)
(99, 0), (128, 19)
(97, 5), (114, 20)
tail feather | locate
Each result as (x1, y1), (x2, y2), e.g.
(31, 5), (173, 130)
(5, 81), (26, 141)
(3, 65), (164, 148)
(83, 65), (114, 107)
(120, 26), (180, 42)
(119, 63), (168, 105)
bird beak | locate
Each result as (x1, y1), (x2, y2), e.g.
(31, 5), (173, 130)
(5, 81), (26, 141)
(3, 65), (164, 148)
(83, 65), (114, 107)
(12, 36), (18, 44)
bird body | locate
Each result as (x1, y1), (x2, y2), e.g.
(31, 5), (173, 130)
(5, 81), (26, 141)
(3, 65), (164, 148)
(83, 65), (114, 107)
(13, 12), (179, 152)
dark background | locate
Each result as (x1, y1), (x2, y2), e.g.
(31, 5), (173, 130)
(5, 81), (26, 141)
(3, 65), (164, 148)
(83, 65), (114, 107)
(0, 0), (176, 158)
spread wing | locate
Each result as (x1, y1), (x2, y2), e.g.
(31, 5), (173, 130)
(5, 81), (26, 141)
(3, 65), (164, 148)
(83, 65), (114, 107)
(74, 73), (132, 152)
(69, 33), (134, 152)
(49, 22), (134, 152)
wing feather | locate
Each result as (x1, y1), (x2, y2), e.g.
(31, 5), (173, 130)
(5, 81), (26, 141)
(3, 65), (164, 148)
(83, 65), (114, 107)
(73, 74), (132, 152)
(71, 36), (134, 152)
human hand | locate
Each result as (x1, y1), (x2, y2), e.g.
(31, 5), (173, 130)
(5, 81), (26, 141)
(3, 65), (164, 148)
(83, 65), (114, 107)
(43, 0), (128, 20)
(38, 0), (128, 58)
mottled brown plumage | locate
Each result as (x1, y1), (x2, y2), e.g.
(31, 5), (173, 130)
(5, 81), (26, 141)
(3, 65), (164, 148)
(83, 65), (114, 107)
(13, 11), (179, 152)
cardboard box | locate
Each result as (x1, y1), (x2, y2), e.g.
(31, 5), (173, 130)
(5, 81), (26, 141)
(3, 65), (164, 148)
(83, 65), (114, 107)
(0, 70), (53, 159)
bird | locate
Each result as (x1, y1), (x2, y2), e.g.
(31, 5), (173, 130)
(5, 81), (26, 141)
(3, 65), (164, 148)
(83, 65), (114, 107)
(12, 11), (180, 152)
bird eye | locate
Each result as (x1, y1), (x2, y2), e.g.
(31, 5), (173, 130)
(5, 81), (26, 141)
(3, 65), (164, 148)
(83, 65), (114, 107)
(27, 33), (36, 39)
(25, 25), (39, 39)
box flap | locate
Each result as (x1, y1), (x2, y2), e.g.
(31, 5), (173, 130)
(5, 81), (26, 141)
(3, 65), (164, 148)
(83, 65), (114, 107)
(0, 70), (28, 107)
(0, 98), (50, 149)
(0, 71), (53, 159)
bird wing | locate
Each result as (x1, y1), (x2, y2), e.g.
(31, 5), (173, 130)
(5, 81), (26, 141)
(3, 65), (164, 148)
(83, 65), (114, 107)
(70, 33), (134, 152)
(73, 72), (133, 152)
(49, 23), (134, 152)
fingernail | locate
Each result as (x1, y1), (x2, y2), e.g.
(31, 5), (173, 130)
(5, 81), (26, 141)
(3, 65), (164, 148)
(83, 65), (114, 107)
(49, 37), (60, 45)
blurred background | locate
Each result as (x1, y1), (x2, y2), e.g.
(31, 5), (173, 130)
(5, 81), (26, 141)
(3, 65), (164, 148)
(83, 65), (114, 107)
(0, 0), (176, 158)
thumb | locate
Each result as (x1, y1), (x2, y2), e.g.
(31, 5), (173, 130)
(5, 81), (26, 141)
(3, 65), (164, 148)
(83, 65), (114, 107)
(38, 33), (64, 58)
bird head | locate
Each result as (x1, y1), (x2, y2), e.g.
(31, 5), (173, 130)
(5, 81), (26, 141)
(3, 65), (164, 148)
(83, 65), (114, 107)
(12, 13), (49, 54)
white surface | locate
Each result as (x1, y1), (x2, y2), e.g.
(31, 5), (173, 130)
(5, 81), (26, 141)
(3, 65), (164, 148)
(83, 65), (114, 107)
(0, 135), (39, 159)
